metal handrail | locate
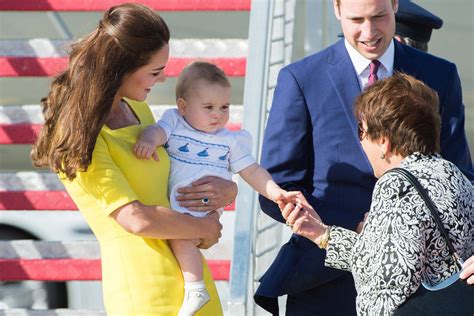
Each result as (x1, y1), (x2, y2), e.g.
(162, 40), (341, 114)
(228, 1), (274, 314)
(228, 0), (296, 315)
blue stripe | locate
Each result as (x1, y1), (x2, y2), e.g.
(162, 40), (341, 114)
(170, 134), (230, 150)
(169, 154), (228, 170)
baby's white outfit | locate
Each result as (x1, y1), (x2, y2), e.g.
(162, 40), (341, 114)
(157, 109), (255, 217)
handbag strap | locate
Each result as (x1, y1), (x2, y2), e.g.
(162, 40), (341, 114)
(388, 167), (463, 269)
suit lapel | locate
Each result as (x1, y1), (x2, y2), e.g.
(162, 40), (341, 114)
(327, 40), (420, 140)
(326, 41), (362, 142)
(393, 40), (418, 76)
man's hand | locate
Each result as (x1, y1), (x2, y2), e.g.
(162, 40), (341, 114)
(176, 176), (237, 211)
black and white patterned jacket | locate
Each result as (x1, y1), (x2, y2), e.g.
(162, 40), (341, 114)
(325, 153), (474, 315)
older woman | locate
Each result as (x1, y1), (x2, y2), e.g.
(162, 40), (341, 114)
(31, 4), (235, 315)
(281, 73), (473, 315)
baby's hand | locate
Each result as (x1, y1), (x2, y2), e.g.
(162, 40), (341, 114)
(271, 189), (300, 205)
(133, 126), (161, 161)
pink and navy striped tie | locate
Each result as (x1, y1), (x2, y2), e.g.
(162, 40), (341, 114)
(367, 60), (381, 87)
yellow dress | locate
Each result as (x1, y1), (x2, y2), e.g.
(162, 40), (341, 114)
(61, 99), (223, 316)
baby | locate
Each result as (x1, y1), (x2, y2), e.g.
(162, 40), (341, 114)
(134, 61), (290, 315)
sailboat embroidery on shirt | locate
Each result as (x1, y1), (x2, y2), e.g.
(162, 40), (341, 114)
(219, 151), (229, 161)
(178, 143), (189, 152)
(197, 148), (209, 157)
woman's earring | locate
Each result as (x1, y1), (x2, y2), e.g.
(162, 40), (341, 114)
(380, 152), (386, 159)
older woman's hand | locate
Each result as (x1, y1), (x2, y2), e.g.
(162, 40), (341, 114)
(176, 176), (237, 212)
(279, 192), (328, 246)
(198, 211), (223, 249)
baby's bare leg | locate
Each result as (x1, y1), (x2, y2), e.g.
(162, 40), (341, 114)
(169, 238), (202, 281)
(169, 238), (210, 315)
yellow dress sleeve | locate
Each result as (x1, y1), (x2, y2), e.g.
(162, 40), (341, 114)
(64, 133), (139, 216)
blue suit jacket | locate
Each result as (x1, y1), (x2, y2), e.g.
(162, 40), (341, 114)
(255, 39), (473, 315)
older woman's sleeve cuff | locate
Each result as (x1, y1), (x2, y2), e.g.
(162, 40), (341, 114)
(324, 226), (358, 272)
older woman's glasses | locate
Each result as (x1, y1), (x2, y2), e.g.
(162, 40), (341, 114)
(358, 121), (366, 141)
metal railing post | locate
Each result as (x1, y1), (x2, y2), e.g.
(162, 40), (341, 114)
(228, 1), (273, 315)
(229, 0), (296, 315)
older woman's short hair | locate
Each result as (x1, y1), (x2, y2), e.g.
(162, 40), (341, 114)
(354, 73), (441, 156)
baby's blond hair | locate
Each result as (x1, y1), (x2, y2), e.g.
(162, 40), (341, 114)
(176, 61), (231, 101)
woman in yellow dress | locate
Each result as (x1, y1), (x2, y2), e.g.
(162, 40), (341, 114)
(31, 4), (235, 315)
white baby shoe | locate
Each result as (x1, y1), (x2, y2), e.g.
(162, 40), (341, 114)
(177, 287), (210, 316)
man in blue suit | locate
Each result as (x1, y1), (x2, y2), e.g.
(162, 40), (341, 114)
(255, 0), (474, 314)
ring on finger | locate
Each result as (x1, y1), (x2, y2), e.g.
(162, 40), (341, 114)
(201, 197), (210, 205)
(285, 221), (293, 227)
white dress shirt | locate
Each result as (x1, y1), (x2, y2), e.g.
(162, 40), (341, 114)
(345, 39), (395, 90)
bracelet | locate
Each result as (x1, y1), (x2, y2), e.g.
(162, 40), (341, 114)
(315, 225), (332, 249)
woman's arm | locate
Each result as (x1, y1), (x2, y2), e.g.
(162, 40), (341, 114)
(175, 176), (237, 211)
(280, 193), (359, 272)
(111, 200), (222, 247)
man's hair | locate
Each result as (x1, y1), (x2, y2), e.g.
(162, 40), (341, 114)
(335, 0), (396, 8)
(176, 61), (231, 100)
(354, 73), (441, 156)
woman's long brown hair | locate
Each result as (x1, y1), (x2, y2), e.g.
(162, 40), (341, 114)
(31, 3), (170, 180)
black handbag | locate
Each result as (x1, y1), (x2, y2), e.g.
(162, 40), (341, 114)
(389, 168), (474, 316)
